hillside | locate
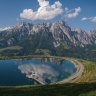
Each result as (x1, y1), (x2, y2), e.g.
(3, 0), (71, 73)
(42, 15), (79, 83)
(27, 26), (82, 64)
(0, 83), (96, 96)
(0, 21), (96, 60)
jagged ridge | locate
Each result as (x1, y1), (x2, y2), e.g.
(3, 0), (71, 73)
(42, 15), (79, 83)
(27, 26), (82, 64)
(0, 21), (96, 59)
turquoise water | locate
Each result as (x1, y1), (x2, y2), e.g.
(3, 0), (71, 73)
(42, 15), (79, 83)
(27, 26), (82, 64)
(0, 58), (77, 86)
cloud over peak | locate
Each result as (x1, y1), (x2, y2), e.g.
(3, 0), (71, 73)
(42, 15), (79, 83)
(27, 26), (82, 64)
(64, 7), (81, 19)
(20, 0), (63, 21)
(91, 17), (96, 22)
(81, 17), (87, 21)
(81, 16), (96, 22)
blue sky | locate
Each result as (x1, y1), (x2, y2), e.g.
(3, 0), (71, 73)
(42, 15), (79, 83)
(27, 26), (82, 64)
(0, 0), (96, 32)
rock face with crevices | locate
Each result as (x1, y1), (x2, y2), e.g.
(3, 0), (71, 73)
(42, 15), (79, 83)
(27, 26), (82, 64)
(0, 20), (96, 58)
(0, 20), (96, 47)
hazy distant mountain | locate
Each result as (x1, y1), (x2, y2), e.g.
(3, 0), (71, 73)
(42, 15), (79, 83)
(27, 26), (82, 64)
(0, 21), (96, 59)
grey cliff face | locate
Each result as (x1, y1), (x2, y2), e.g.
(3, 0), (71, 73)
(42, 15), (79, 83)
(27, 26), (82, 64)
(0, 20), (96, 47)
(88, 30), (96, 44)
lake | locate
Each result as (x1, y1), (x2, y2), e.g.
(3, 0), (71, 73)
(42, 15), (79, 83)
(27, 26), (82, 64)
(0, 58), (77, 86)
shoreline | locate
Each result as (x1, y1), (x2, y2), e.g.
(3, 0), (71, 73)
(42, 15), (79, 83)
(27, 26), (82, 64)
(56, 60), (84, 84)
(0, 55), (84, 87)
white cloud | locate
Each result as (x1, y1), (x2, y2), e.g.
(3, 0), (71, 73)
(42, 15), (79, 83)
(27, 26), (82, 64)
(64, 7), (81, 18)
(91, 17), (96, 22)
(81, 16), (96, 22)
(20, 0), (63, 21)
(65, 8), (68, 11)
(81, 17), (87, 21)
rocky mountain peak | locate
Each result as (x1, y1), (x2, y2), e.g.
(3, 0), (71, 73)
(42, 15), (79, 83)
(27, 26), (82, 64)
(71, 27), (85, 33)
(53, 20), (68, 26)
(0, 20), (96, 47)
(88, 30), (96, 44)
(88, 30), (96, 35)
(14, 22), (33, 29)
(0, 27), (11, 32)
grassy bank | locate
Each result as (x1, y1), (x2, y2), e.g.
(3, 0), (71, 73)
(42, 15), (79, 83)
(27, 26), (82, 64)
(0, 83), (96, 96)
(0, 46), (22, 52)
(0, 55), (70, 60)
(75, 60), (96, 83)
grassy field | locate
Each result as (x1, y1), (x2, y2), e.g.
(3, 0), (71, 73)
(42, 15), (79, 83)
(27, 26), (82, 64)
(0, 55), (70, 60)
(0, 83), (96, 96)
(0, 56), (96, 96)
(75, 60), (96, 83)
(0, 46), (22, 52)
(35, 49), (51, 55)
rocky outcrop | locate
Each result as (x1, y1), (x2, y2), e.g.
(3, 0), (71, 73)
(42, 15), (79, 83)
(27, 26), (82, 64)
(0, 20), (96, 48)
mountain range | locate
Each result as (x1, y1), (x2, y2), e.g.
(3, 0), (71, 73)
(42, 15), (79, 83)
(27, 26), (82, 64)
(0, 20), (96, 60)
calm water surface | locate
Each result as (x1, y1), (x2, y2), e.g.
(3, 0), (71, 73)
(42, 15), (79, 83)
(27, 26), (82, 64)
(0, 58), (77, 86)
